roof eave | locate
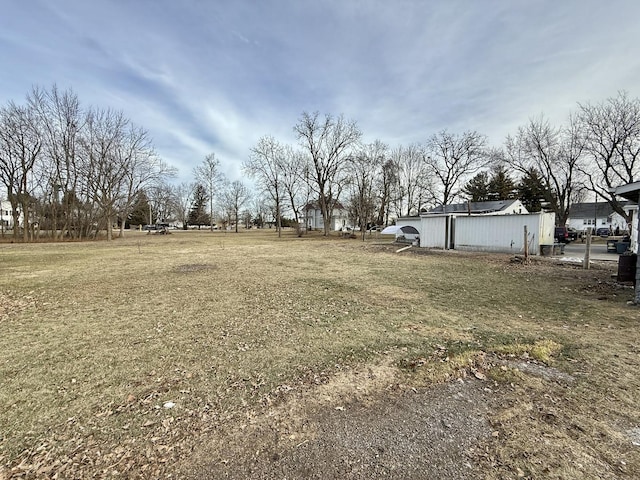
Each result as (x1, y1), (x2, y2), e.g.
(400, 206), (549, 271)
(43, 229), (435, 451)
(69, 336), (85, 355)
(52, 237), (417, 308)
(615, 181), (640, 202)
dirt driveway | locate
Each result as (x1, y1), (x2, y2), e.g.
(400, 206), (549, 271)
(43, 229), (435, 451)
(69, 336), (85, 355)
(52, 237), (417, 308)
(187, 376), (493, 479)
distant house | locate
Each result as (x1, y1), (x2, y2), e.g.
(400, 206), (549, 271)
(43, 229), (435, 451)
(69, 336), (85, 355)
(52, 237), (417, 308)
(304, 201), (350, 231)
(566, 202), (629, 233)
(0, 200), (21, 230)
(427, 199), (528, 215)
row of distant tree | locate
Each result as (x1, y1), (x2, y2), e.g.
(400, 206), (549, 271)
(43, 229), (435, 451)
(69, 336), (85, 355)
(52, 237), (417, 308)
(242, 92), (639, 238)
(2, 85), (638, 241)
(0, 85), (256, 240)
(0, 85), (175, 241)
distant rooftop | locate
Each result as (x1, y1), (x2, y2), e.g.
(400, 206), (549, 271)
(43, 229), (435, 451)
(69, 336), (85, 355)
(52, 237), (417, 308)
(568, 201), (629, 219)
(427, 199), (523, 215)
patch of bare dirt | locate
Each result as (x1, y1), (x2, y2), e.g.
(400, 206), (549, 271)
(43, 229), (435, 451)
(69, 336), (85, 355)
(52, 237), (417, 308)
(173, 263), (217, 273)
(186, 378), (493, 480)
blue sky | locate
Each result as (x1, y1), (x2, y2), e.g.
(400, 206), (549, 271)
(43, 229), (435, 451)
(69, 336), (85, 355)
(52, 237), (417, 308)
(2, 0), (640, 184)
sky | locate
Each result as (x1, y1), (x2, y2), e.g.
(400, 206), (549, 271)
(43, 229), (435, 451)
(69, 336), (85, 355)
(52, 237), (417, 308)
(1, 0), (640, 185)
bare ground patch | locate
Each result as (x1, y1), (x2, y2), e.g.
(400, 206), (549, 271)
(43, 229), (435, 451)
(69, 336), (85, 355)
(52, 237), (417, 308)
(173, 263), (217, 273)
(184, 363), (493, 480)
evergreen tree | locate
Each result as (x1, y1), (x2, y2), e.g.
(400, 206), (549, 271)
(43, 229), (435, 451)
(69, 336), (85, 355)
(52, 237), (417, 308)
(461, 171), (490, 201)
(128, 190), (151, 226)
(488, 165), (517, 200)
(517, 168), (551, 212)
(188, 184), (210, 228)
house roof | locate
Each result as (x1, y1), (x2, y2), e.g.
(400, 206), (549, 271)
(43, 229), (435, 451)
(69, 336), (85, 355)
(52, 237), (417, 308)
(427, 199), (522, 215)
(304, 201), (346, 211)
(568, 201), (629, 219)
(614, 181), (640, 203)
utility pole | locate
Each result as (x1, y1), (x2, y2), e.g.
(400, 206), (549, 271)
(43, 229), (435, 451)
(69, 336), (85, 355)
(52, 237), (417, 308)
(583, 230), (591, 270)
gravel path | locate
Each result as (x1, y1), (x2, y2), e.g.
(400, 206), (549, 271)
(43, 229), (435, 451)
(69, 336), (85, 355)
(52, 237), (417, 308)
(188, 379), (492, 479)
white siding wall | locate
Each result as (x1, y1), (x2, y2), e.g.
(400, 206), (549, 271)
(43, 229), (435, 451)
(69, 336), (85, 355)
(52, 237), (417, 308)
(0, 201), (21, 228)
(306, 208), (350, 231)
(419, 216), (448, 248)
(454, 212), (554, 254)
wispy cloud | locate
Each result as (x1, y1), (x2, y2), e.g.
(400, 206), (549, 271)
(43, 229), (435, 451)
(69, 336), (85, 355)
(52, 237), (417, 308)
(1, 0), (639, 183)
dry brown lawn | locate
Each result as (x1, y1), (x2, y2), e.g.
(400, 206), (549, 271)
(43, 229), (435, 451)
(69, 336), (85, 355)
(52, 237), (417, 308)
(0, 229), (638, 479)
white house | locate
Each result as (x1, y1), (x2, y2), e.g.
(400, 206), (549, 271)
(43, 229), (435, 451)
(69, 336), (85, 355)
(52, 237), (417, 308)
(0, 200), (21, 231)
(304, 201), (350, 231)
(566, 202), (629, 234)
(427, 199), (529, 216)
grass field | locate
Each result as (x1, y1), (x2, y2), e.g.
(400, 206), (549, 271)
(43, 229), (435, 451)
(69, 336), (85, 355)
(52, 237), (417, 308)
(0, 230), (638, 478)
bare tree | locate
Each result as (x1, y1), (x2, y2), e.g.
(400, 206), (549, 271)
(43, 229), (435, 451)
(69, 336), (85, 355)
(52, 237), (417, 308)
(1, 86), (168, 241)
(146, 182), (174, 226)
(391, 143), (431, 217)
(424, 130), (488, 208)
(222, 180), (251, 233)
(375, 157), (397, 226)
(577, 91), (640, 220)
(0, 101), (43, 241)
(79, 107), (132, 241)
(280, 146), (306, 227)
(503, 115), (585, 226)
(116, 127), (175, 237)
(294, 111), (361, 235)
(194, 153), (222, 231)
(347, 140), (387, 240)
(244, 136), (285, 236)
(250, 196), (268, 228)
(28, 85), (84, 239)
(171, 182), (194, 229)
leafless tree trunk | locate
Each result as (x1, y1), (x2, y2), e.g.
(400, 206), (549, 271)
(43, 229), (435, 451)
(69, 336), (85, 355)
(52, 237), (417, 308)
(0, 101), (43, 241)
(392, 143), (431, 217)
(375, 157), (397, 226)
(194, 153), (222, 231)
(244, 136), (285, 237)
(280, 146), (305, 227)
(28, 85), (84, 240)
(171, 182), (195, 229)
(79, 108), (130, 241)
(348, 140), (387, 240)
(294, 112), (361, 235)
(222, 180), (251, 233)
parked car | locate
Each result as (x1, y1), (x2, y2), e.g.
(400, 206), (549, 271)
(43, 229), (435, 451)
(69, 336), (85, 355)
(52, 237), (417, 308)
(596, 227), (611, 237)
(567, 227), (579, 241)
(554, 226), (570, 243)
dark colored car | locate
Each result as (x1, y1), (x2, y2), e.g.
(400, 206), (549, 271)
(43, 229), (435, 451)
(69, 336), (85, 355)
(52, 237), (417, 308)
(596, 227), (611, 237)
(567, 227), (579, 241)
(554, 226), (570, 243)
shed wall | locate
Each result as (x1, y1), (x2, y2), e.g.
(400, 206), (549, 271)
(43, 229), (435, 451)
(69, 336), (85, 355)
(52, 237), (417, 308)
(454, 213), (554, 254)
(418, 216), (447, 248)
